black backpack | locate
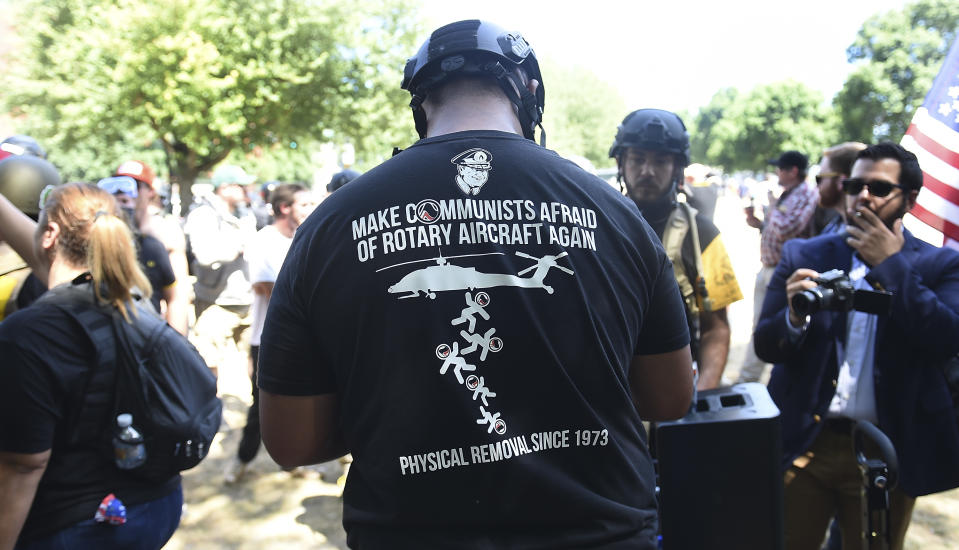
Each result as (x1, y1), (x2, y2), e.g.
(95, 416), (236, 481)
(38, 276), (222, 482)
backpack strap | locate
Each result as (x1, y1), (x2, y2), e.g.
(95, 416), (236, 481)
(35, 276), (119, 447)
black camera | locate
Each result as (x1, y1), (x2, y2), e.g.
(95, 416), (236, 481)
(791, 269), (892, 317)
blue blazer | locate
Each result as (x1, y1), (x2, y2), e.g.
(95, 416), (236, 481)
(755, 230), (959, 497)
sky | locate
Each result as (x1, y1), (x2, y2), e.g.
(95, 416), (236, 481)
(419, 0), (909, 115)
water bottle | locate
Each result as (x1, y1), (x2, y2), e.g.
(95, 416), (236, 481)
(113, 413), (147, 469)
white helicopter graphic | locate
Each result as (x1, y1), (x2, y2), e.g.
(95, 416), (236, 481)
(379, 249), (575, 299)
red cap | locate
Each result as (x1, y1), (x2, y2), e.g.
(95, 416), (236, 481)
(114, 160), (155, 188)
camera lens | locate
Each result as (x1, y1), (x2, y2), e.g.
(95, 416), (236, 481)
(791, 289), (821, 317)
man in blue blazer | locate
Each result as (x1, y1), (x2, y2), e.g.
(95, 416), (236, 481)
(754, 142), (959, 550)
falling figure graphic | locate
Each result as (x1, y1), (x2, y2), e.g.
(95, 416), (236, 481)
(477, 406), (505, 434)
(438, 342), (476, 384)
(452, 292), (490, 333)
(459, 328), (501, 362)
(466, 375), (497, 406)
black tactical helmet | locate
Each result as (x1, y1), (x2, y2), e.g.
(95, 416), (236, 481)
(0, 134), (48, 161)
(609, 109), (690, 167)
(401, 19), (545, 144)
(0, 155), (61, 218)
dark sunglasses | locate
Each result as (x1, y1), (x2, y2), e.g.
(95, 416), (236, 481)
(841, 178), (906, 198)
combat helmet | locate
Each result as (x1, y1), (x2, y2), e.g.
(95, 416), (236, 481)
(401, 19), (545, 144)
(0, 155), (61, 219)
(609, 109), (690, 167)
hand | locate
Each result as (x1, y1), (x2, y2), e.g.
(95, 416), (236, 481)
(844, 207), (904, 266)
(744, 208), (762, 229)
(786, 268), (820, 326)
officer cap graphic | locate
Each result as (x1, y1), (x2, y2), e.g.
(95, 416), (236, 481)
(451, 148), (492, 169)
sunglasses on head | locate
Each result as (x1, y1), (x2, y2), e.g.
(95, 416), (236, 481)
(841, 178), (906, 198)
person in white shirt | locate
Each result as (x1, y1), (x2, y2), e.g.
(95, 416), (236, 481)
(225, 183), (316, 483)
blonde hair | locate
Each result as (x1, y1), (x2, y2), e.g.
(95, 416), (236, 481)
(41, 182), (152, 321)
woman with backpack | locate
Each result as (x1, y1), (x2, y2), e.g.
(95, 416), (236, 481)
(0, 183), (183, 549)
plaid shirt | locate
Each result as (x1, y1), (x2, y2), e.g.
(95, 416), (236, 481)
(760, 181), (819, 266)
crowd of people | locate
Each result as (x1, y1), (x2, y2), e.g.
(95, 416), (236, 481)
(1, 16), (958, 550)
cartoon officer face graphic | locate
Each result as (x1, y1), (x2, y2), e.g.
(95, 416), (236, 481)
(451, 148), (492, 196)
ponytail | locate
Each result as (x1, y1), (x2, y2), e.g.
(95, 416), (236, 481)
(87, 210), (152, 321)
(41, 183), (152, 322)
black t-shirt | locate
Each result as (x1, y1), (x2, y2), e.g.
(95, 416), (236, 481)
(0, 289), (179, 542)
(16, 272), (47, 310)
(258, 130), (689, 549)
(137, 234), (176, 313)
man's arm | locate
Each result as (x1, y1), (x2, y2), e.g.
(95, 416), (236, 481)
(0, 450), (49, 550)
(252, 281), (274, 297)
(259, 391), (348, 468)
(697, 308), (730, 390)
(160, 284), (189, 336)
(0, 193), (46, 284)
(753, 239), (820, 364)
(767, 185), (819, 237)
(629, 346), (694, 421)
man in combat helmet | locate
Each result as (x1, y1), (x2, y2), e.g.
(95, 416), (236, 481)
(258, 19), (693, 548)
(611, 109), (743, 389)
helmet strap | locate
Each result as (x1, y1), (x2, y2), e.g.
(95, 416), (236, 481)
(484, 61), (544, 144)
(410, 94), (428, 139)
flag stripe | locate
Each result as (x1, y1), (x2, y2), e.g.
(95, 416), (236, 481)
(912, 202), (959, 241)
(910, 107), (959, 153)
(906, 123), (959, 174)
(901, 135), (959, 191)
(920, 174), (959, 206)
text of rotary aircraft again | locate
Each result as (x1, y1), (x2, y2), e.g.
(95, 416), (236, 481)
(351, 199), (599, 261)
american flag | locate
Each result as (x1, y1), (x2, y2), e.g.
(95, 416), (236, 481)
(901, 37), (959, 248)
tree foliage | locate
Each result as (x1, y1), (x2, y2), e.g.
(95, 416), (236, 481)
(696, 81), (835, 172)
(689, 87), (738, 165)
(2, 0), (420, 202)
(539, 59), (627, 170)
(834, 0), (959, 142)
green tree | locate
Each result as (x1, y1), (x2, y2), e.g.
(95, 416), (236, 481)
(707, 80), (835, 172)
(539, 59), (627, 170)
(2, 0), (420, 204)
(690, 87), (739, 164)
(834, 0), (959, 142)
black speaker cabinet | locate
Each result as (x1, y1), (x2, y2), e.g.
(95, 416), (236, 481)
(655, 383), (783, 550)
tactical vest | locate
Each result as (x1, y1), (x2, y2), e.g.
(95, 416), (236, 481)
(661, 201), (711, 320)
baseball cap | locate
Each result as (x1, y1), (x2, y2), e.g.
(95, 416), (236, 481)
(0, 135), (48, 163)
(211, 165), (255, 188)
(767, 151), (808, 171)
(115, 160), (155, 188)
(97, 176), (139, 197)
(327, 169), (361, 193)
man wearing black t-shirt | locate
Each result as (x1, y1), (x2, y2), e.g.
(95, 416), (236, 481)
(258, 20), (693, 549)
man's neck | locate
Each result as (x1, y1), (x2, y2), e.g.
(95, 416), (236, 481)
(273, 217), (296, 239)
(780, 178), (802, 192)
(425, 96), (523, 138)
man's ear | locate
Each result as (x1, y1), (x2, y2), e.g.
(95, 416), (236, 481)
(527, 78), (540, 96)
(905, 189), (919, 211)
